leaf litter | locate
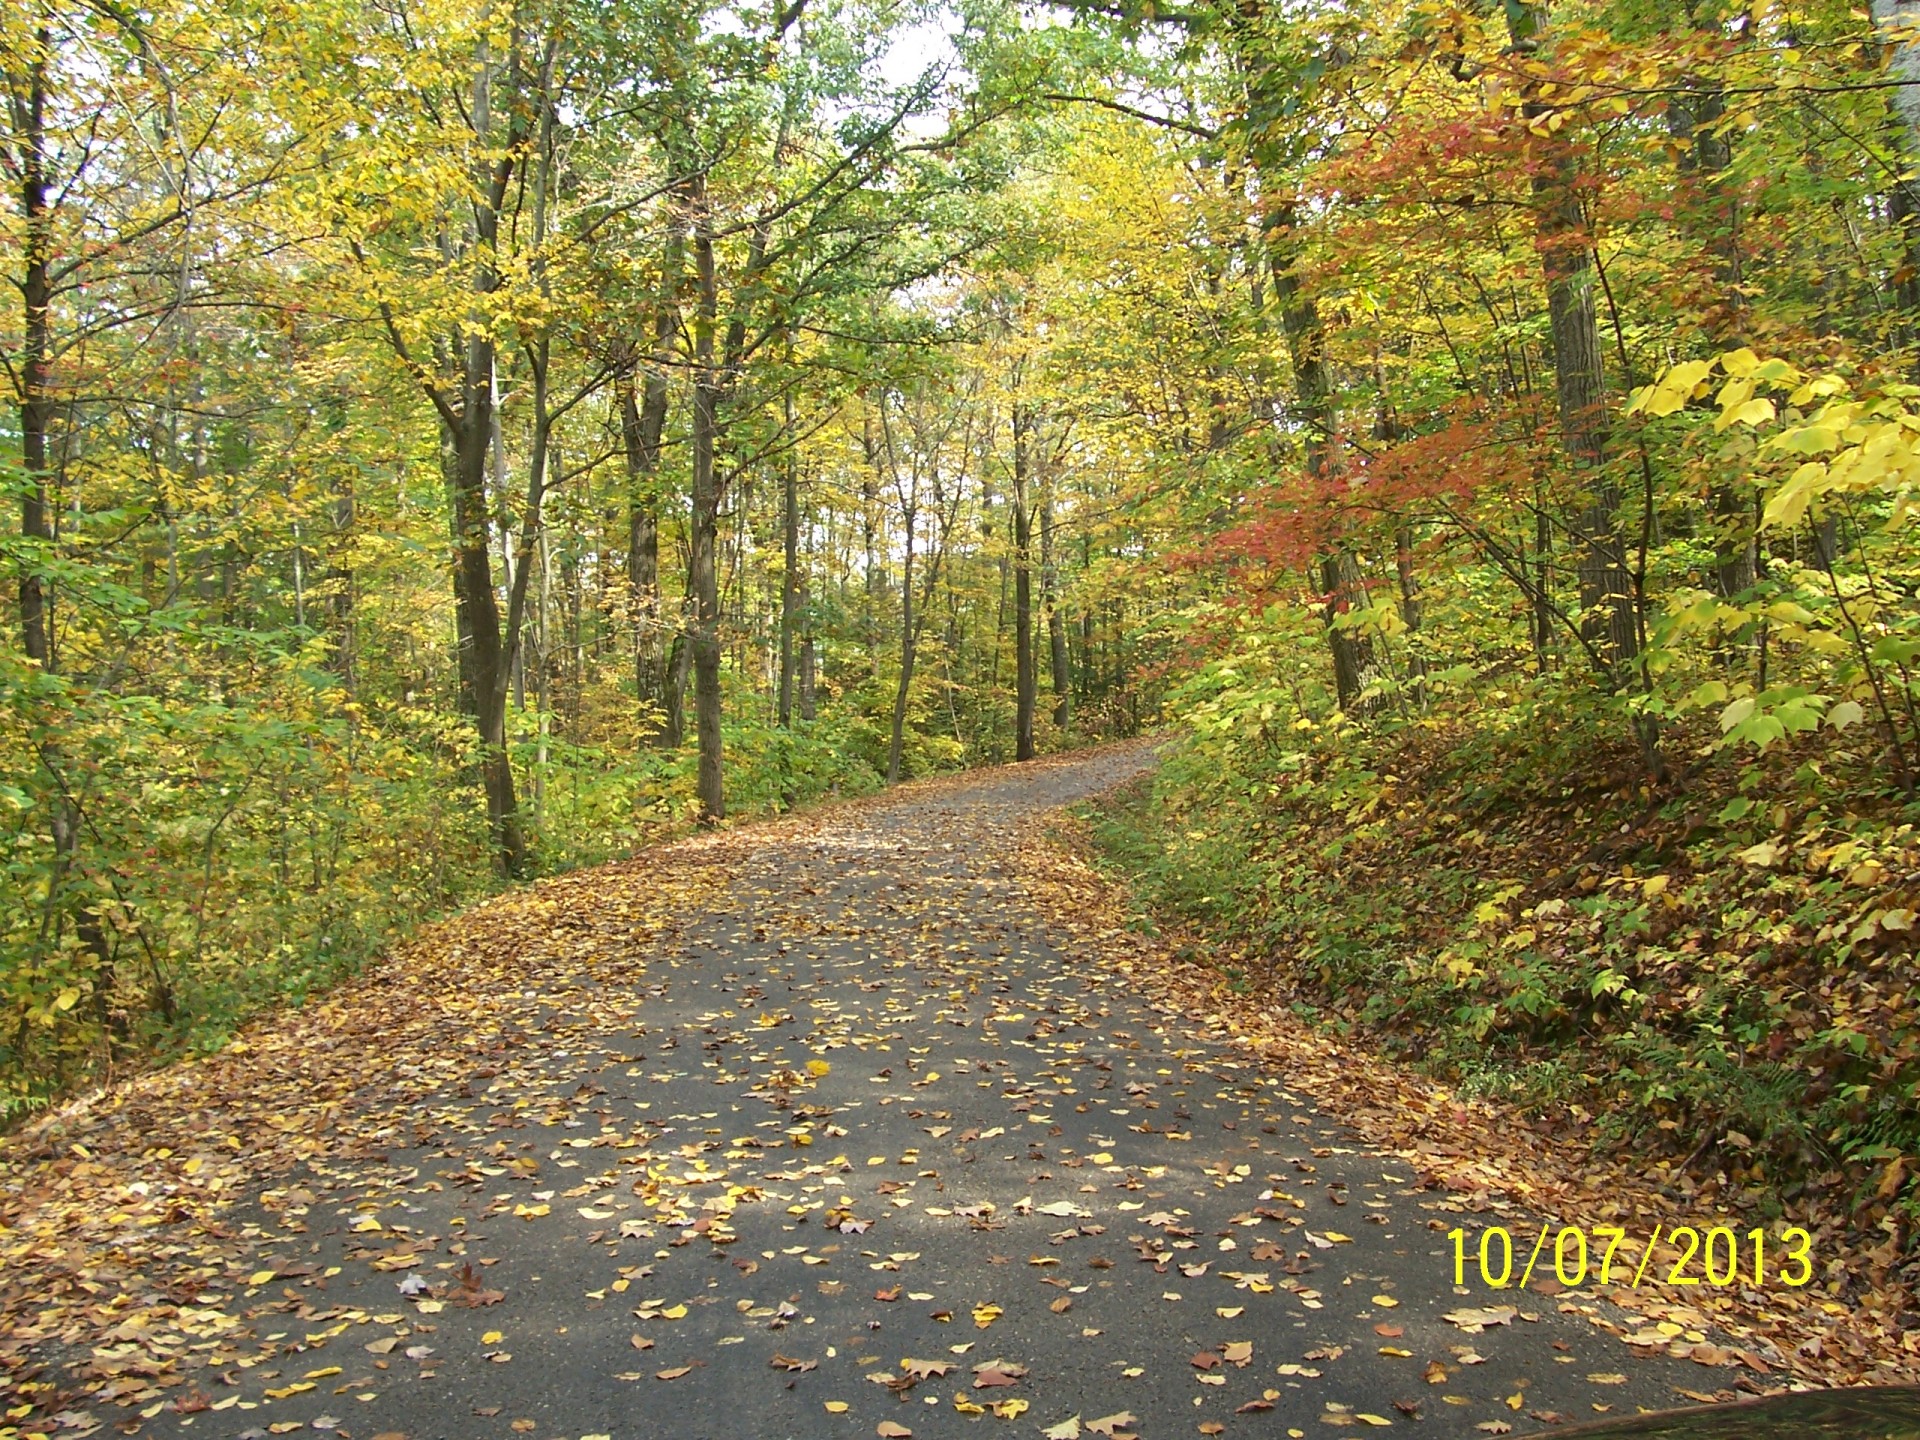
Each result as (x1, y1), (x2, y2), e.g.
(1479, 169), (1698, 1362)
(0, 744), (1864, 1440)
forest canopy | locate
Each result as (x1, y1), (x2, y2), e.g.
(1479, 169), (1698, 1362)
(5, 0), (1920, 1198)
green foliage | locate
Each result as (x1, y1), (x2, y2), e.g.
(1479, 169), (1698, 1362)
(1090, 647), (1920, 1223)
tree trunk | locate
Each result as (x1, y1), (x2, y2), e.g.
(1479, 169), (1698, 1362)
(1267, 202), (1373, 709)
(1394, 523), (1428, 707)
(1041, 487), (1071, 728)
(450, 332), (524, 873)
(1875, 0), (1920, 319)
(688, 185), (725, 821)
(1506, 0), (1640, 683)
(779, 404), (800, 729)
(799, 632), (817, 721)
(887, 535), (916, 783)
(18, 30), (53, 674)
(621, 208), (682, 737)
(1012, 401), (1036, 761)
(328, 474), (357, 692)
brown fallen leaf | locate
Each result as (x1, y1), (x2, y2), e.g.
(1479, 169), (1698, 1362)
(1190, 1351), (1221, 1371)
(771, 1354), (818, 1373)
(1221, 1342), (1252, 1366)
(1050, 1295), (1072, 1314)
(656, 1366), (694, 1381)
(875, 1285), (903, 1302)
(1373, 1324), (1403, 1338)
(901, 1359), (952, 1381)
(1086, 1413), (1139, 1439)
(876, 1424), (913, 1438)
(1236, 1400), (1274, 1414)
(630, 1334), (654, 1351)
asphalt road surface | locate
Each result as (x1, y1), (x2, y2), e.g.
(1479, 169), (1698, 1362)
(60, 745), (1720, 1440)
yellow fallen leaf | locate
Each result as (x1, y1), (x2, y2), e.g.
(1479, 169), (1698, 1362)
(1371, 1295), (1398, 1308)
(483, 1331), (504, 1345)
(302, 1366), (342, 1379)
(825, 1401), (850, 1414)
(971, 1303), (1003, 1329)
(991, 1399), (1028, 1419)
(248, 1270), (278, 1286)
(662, 1304), (688, 1320)
(807, 1060), (831, 1077)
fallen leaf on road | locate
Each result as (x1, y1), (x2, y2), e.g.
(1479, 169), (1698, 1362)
(1443, 1306), (1516, 1333)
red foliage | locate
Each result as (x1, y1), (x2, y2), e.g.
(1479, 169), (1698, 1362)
(1182, 401), (1543, 586)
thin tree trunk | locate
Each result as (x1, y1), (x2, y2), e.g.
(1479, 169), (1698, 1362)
(1012, 400), (1036, 761)
(887, 531), (916, 783)
(1041, 486), (1071, 728)
(17, 30), (53, 674)
(688, 182), (725, 821)
(1267, 202), (1373, 710)
(1506, 0), (1640, 684)
(1394, 523), (1427, 708)
(328, 474), (357, 692)
(779, 399), (800, 729)
(1875, 0), (1920, 320)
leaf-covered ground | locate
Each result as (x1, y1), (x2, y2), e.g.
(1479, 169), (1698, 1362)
(0, 744), (1888, 1440)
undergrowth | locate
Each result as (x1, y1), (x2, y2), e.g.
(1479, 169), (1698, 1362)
(1084, 692), (1920, 1251)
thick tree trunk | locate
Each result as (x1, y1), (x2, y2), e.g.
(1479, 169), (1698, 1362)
(450, 333), (524, 874)
(689, 190), (725, 821)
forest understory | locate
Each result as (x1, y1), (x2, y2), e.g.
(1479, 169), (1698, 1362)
(1086, 710), (1920, 1314)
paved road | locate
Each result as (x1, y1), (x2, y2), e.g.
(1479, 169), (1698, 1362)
(77, 746), (1716, 1440)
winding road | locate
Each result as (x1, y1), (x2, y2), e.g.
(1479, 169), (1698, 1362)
(9, 745), (1724, 1440)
